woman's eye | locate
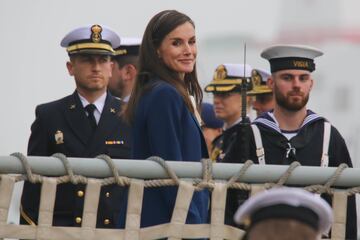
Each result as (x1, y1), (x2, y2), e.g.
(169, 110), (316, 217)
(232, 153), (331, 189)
(172, 40), (181, 46)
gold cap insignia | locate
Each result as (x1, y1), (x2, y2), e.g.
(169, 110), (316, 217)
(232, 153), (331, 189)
(91, 24), (102, 43)
(214, 65), (227, 80)
(55, 130), (64, 145)
(251, 70), (261, 87)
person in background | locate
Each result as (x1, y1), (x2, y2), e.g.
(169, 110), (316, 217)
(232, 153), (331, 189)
(109, 37), (141, 102)
(204, 63), (253, 226)
(21, 24), (131, 228)
(248, 68), (274, 117)
(123, 10), (209, 229)
(204, 63), (252, 162)
(234, 187), (333, 240)
(230, 44), (356, 239)
(200, 102), (223, 159)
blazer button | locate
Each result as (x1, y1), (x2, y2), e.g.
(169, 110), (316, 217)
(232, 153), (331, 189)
(77, 190), (84, 197)
(75, 217), (82, 224)
(105, 192), (110, 198)
(104, 219), (110, 225)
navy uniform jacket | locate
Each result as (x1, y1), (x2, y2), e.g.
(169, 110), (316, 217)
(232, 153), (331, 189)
(21, 91), (131, 228)
(117, 80), (209, 228)
(224, 110), (357, 239)
(210, 121), (241, 162)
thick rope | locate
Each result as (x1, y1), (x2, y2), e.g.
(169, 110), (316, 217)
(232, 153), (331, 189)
(324, 163), (348, 189)
(194, 158), (214, 191)
(95, 154), (131, 186)
(265, 161), (301, 189)
(226, 160), (253, 187)
(305, 163), (348, 195)
(202, 158), (213, 182)
(346, 186), (360, 196)
(51, 153), (87, 184)
(147, 156), (180, 185)
(10, 152), (42, 183)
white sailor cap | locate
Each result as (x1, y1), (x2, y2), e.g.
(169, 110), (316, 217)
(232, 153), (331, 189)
(204, 63), (253, 93)
(261, 44), (323, 73)
(248, 68), (272, 95)
(234, 187), (333, 235)
(61, 24), (120, 56)
(114, 37), (141, 56)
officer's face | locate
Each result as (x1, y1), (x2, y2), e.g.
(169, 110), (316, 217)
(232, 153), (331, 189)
(251, 94), (275, 116)
(108, 61), (125, 98)
(157, 21), (197, 80)
(213, 92), (243, 124)
(269, 69), (313, 111)
(67, 54), (113, 94)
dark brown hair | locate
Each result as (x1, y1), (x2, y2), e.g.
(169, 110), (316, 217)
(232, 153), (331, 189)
(124, 10), (203, 123)
(245, 219), (319, 240)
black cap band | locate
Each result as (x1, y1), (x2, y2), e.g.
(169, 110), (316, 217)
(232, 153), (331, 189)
(114, 45), (140, 56)
(249, 204), (320, 231)
(269, 57), (315, 73)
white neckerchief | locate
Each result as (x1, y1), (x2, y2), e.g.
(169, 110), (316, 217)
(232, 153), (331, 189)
(268, 112), (298, 140)
(122, 94), (130, 103)
(78, 92), (107, 124)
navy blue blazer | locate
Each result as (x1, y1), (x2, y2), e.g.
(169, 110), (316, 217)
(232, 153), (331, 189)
(22, 91), (131, 228)
(116, 80), (209, 228)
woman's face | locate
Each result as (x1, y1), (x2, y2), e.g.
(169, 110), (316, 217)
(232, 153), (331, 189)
(157, 21), (197, 78)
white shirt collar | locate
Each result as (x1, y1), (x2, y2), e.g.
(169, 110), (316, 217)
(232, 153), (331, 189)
(122, 94), (130, 103)
(78, 92), (107, 124)
(78, 92), (107, 113)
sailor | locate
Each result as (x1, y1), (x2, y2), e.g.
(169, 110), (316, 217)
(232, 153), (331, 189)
(204, 63), (253, 225)
(234, 187), (333, 240)
(109, 37), (141, 102)
(204, 63), (252, 162)
(248, 68), (274, 116)
(228, 44), (356, 238)
(21, 24), (131, 228)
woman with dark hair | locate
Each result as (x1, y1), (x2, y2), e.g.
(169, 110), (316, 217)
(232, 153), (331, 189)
(123, 10), (209, 228)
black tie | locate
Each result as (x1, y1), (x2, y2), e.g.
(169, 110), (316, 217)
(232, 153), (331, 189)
(85, 104), (97, 130)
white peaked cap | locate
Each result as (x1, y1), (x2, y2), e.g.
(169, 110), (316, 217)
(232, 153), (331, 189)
(234, 187), (333, 235)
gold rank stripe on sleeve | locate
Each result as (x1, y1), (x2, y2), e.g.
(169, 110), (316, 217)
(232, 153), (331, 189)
(67, 43), (114, 53)
(105, 140), (124, 145)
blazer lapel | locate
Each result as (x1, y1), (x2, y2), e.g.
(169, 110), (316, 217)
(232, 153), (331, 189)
(63, 92), (93, 145)
(189, 112), (209, 158)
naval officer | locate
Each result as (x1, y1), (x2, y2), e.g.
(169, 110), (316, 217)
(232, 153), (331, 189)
(21, 24), (131, 228)
(109, 37), (141, 102)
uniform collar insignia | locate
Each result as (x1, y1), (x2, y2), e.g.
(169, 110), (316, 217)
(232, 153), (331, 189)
(69, 104), (76, 110)
(110, 108), (116, 113)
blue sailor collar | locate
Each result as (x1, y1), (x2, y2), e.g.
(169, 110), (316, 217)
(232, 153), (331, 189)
(253, 109), (325, 134)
